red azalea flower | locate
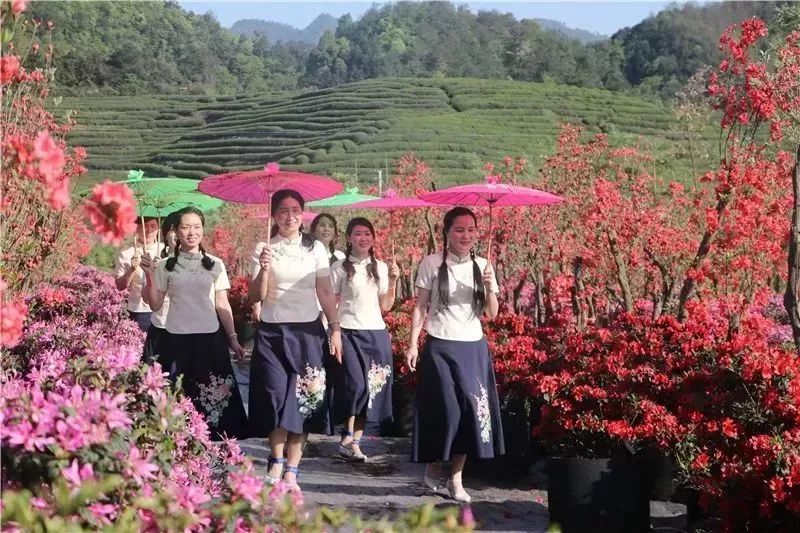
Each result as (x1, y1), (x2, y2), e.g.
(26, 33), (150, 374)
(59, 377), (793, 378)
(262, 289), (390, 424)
(83, 181), (137, 246)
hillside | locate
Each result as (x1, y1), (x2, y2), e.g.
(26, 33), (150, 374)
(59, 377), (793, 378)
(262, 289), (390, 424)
(64, 78), (717, 188)
(533, 18), (606, 43)
(230, 14), (338, 44)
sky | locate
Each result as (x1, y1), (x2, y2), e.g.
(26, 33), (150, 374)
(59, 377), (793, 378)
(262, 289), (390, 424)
(178, 1), (703, 37)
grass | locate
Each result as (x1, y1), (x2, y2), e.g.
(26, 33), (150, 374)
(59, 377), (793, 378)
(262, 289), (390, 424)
(62, 77), (719, 189)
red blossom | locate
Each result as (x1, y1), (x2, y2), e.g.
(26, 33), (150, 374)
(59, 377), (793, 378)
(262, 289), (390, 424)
(83, 181), (138, 246)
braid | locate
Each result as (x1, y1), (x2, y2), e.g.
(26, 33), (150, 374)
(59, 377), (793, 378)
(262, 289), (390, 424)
(436, 234), (451, 312)
(367, 247), (379, 283)
(199, 244), (215, 271)
(301, 232), (315, 252)
(328, 240), (337, 265)
(470, 247), (486, 315)
(165, 245), (180, 272)
(343, 242), (355, 281)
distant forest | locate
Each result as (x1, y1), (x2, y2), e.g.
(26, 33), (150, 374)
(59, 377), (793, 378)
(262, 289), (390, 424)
(28, 0), (786, 98)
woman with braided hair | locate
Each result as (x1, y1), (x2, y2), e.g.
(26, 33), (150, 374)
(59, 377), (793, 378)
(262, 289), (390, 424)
(327, 217), (399, 461)
(141, 206), (247, 440)
(406, 206), (504, 503)
(310, 213), (346, 264)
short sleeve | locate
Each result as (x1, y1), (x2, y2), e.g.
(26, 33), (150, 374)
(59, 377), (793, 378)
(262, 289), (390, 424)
(312, 241), (331, 278)
(154, 261), (169, 293)
(330, 260), (344, 295)
(214, 261), (231, 292)
(377, 260), (389, 295)
(250, 242), (267, 280)
(415, 255), (437, 291)
(114, 249), (129, 278)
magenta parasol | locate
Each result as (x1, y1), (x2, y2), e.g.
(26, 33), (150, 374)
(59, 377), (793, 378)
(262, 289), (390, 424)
(419, 175), (562, 260)
(198, 162), (343, 235)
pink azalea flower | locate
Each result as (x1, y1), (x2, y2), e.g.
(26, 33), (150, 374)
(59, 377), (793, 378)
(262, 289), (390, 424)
(264, 162), (280, 173)
(485, 174), (501, 184)
(0, 55), (21, 84)
(33, 131), (65, 183)
(45, 176), (71, 211)
(0, 298), (27, 347)
(124, 445), (159, 484)
(230, 470), (263, 507)
(87, 502), (117, 524)
(83, 181), (137, 246)
(460, 505), (476, 527)
(61, 459), (94, 489)
(11, 0), (27, 15)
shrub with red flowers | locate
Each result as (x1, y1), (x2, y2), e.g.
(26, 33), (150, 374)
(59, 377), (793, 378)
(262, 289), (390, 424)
(0, 1), (137, 297)
(228, 275), (252, 324)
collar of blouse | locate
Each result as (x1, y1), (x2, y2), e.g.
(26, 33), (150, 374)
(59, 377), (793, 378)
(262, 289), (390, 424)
(348, 254), (372, 266)
(446, 250), (473, 264)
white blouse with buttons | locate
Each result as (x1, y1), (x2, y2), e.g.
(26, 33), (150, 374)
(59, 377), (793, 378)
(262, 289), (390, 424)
(153, 251), (230, 334)
(251, 236), (331, 323)
(330, 256), (389, 330)
(415, 252), (499, 342)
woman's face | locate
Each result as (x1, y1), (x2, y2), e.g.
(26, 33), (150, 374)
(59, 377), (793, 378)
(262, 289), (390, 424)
(347, 225), (374, 256)
(139, 218), (159, 244)
(165, 227), (178, 248)
(314, 217), (336, 245)
(177, 213), (203, 250)
(274, 197), (303, 235)
(446, 215), (478, 256)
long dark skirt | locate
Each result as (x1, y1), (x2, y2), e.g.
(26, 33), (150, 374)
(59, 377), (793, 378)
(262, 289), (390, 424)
(412, 336), (505, 462)
(128, 311), (152, 333)
(328, 328), (394, 430)
(248, 320), (331, 436)
(143, 324), (169, 368)
(160, 329), (248, 440)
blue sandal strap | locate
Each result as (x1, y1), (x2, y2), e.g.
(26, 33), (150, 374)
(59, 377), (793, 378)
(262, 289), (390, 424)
(340, 429), (354, 437)
(268, 455), (286, 467)
(284, 465), (299, 478)
(352, 439), (360, 445)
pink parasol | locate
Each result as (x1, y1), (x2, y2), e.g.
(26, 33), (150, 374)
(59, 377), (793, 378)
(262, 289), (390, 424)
(198, 162), (343, 234)
(419, 175), (563, 260)
(351, 188), (438, 257)
(351, 188), (436, 210)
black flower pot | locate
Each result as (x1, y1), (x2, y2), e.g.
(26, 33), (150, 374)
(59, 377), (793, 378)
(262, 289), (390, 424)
(547, 454), (650, 533)
(382, 380), (414, 437)
(234, 320), (256, 343)
(638, 449), (677, 501)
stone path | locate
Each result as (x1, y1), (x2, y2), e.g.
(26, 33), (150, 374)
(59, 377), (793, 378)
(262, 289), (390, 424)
(232, 360), (688, 532)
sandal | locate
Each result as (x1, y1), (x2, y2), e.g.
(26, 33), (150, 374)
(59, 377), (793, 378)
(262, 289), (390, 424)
(283, 465), (301, 492)
(265, 455), (286, 486)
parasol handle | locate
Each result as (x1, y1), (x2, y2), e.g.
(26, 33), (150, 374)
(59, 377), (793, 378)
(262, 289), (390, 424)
(140, 215), (147, 257)
(487, 204), (494, 263)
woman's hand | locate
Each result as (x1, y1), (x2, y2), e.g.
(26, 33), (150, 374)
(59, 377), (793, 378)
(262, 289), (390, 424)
(389, 256), (401, 281)
(330, 328), (343, 364)
(482, 262), (495, 289)
(258, 245), (272, 270)
(230, 337), (245, 361)
(405, 345), (419, 372)
(140, 253), (158, 274)
(250, 302), (261, 324)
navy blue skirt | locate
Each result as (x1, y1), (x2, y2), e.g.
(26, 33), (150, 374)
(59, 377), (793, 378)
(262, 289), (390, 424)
(412, 336), (505, 462)
(128, 311), (152, 333)
(248, 320), (331, 436)
(160, 328), (248, 441)
(328, 328), (394, 430)
(143, 324), (167, 366)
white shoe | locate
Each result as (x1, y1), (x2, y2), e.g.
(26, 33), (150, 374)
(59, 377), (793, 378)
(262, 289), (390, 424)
(446, 479), (472, 503)
(338, 442), (367, 462)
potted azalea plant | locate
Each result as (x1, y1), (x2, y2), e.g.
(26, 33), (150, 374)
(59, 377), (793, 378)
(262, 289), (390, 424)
(228, 275), (255, 343)
(526, 310), (686, 533)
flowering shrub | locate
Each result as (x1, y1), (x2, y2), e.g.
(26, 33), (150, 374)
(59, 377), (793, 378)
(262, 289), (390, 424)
(0, 266), (471, 531)
(1, 0), (136, 297)
(228, 275), (252, 324)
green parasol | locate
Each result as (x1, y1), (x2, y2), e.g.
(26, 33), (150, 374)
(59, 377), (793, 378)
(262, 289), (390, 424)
(306, 186), (378, 208)
(137, 191), (224, 218)
(116, 170), (201, 252)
